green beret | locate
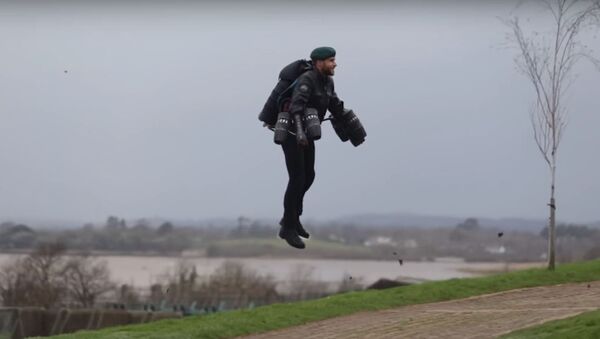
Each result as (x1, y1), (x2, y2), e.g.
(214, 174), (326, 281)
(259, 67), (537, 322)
(310, 46), (336, 60)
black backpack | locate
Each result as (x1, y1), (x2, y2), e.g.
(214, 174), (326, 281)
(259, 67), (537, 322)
(258, 59), (313, 125)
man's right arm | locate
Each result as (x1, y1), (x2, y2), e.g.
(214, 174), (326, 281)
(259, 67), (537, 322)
(288, 76), (312, 146)
(289, 76), (313, 117)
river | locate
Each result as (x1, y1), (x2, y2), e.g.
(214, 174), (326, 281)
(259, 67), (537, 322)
(0, 253), (542, 290)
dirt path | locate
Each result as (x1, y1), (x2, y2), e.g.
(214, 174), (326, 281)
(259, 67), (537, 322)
(240, 281), (600, 338)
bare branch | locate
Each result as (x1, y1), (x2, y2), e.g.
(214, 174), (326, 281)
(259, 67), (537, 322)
(543, 0), (560, 22)
(509, 18), (555, 116)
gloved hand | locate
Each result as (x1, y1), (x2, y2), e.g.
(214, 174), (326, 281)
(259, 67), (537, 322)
(293, 114), (308, 146)
(330, 100), (345, 118)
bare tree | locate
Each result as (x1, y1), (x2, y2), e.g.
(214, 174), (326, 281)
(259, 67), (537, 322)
(0, 242), (68, 308)
(157, 259), (198, 305)
(63, 254), (115, 307)
(0, 243), (116, 309)
(0, 258), (33, 307)
(507, 0), (600, 270)
(22, 242), (69, 307)
(117, 284), (140, 307)
(286, 264), (328, 300)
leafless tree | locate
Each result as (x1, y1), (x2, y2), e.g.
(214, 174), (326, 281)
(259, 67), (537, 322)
(506, 0), (600, 270)
(0, 258), (32, 307)
(118, 284), (140, 306)
(21, 242), (69, 307)
(157, 259), (198, 305)
(0, 242), (68, 308)
(207, 261), (277, 299)
(0, 243), (116, 308)
(286, 264), (328, 300)
(63, 254), (115, 307)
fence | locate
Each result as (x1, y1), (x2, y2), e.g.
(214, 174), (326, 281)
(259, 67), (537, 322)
(0, 307), (181, 339)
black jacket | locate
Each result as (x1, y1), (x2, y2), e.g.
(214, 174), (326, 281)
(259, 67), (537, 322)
(289, 69), (344, 121)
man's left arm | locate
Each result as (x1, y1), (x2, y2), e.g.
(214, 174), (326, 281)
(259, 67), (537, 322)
(328, 81), (344, 118)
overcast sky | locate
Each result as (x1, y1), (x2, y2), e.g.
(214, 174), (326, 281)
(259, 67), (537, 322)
(0, 1), (598, 225)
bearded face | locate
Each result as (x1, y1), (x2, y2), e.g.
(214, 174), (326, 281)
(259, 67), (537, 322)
(317, 57), (337, 76)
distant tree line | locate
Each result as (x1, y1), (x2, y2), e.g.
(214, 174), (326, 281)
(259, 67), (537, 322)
(1, 216), (599, 263)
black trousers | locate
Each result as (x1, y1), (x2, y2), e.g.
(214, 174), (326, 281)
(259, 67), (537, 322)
(281, 137), (315, 224)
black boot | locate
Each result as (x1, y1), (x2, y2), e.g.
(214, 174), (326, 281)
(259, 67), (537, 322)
(294, 201), (309, 238)
(296, 220), (310, 239)
(279, 219), (305, 249)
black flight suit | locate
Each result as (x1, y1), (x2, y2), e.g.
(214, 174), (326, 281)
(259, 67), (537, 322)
(281, 68), (344, 225)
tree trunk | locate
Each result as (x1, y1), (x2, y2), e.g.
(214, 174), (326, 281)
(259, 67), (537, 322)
(548, 166), (556, 270)
(548, 196), (556, 270)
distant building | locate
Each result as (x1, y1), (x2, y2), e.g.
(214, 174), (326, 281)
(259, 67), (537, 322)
(364, 236), (397, 247)
(402, 239), (418, 249)
(485, 245), (507, 255)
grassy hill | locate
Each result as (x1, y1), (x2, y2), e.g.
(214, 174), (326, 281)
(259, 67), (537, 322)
(502, 309), (600, 338)
(43, 259), (600, 339)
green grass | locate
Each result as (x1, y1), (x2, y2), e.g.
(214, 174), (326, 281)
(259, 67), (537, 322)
(44, 259), (600, 339)
(501, 309), (600, 338)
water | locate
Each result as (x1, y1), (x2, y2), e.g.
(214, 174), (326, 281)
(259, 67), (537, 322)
(0, 253), (539, 289)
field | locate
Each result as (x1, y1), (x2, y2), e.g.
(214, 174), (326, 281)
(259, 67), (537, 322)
(41, 259), (600, 338)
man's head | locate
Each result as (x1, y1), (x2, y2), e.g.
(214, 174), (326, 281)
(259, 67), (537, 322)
(310, 46), (337, 76)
